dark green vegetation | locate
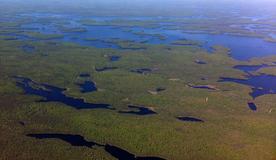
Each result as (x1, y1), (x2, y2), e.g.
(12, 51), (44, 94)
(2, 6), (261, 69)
(1, 1), (276, 158)
(0, 35), (276, 159)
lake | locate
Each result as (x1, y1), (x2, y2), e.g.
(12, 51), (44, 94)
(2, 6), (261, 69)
(15, 76), (112, 110)
(4, 13), (276, 61)
(27, 133), (166, 160)
(219, 65), (276, 99)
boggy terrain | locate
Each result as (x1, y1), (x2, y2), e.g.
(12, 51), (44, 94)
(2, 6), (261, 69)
(0, 33), (276, 160)
(1, 5), (276, 159)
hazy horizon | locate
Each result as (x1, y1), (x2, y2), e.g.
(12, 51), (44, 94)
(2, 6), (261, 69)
(1, 0), (276, 16)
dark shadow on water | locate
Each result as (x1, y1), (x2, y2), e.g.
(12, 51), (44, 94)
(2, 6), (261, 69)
(195, 59), (207, 64)
(27, 134), (101, 148)
(136, 157), (166, 160)
(177, 116), (204, 122)
(105, 144), (166, 160)
(248, 102), (257, 111)
(27, 133), (166, 160)
(187, 84), (217, 90)
(104, 144), (135, 160)
(79, 73), (90, 77)
(156, 87), (166, 92)
(14, 76), (112, 110)
(95, 66), (118, 72)
(119, 105), (157, 115)
(131, 68), (152, 75)
(19, 121), (25, 126)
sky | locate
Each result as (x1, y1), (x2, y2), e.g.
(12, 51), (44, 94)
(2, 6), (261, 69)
(0, 0), (275, 16)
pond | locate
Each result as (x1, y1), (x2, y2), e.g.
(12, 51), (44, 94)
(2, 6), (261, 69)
(79, 73), (90, 77)
(195, 59), (207, 64)
(27, 133), (166, 160)
(156, 87), (166, 92)
(187, 84), (217, 90)
(95, 66), (118, 72)
(27, 133), (100, 148)
(177, 116), (204, 122)
(14, 76), (112, 110)
(131, 68), (152, 74)
(248, 102), (257, 111)
(77, 80), (97, 93)
(109, 55), (121, 62)
(119, 105), (157, 115)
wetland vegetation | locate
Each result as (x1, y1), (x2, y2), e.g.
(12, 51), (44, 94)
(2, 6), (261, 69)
(0, 0), (276, 160)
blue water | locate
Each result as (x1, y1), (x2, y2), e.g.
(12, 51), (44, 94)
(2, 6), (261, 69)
(77, 73), (97, 93)
(219, 74), (276, 99)
(218, 64), (276, 99)
(179, 33), (276, 60)
(5, 13), (276, 60)
(248, 102), (257, 111)
(15, 76), (112, 110)
(234, 64), (274, 74)
(77, 81), (97, 93)
(109, 55), (121, 62)
(270, 33), (276, 39)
